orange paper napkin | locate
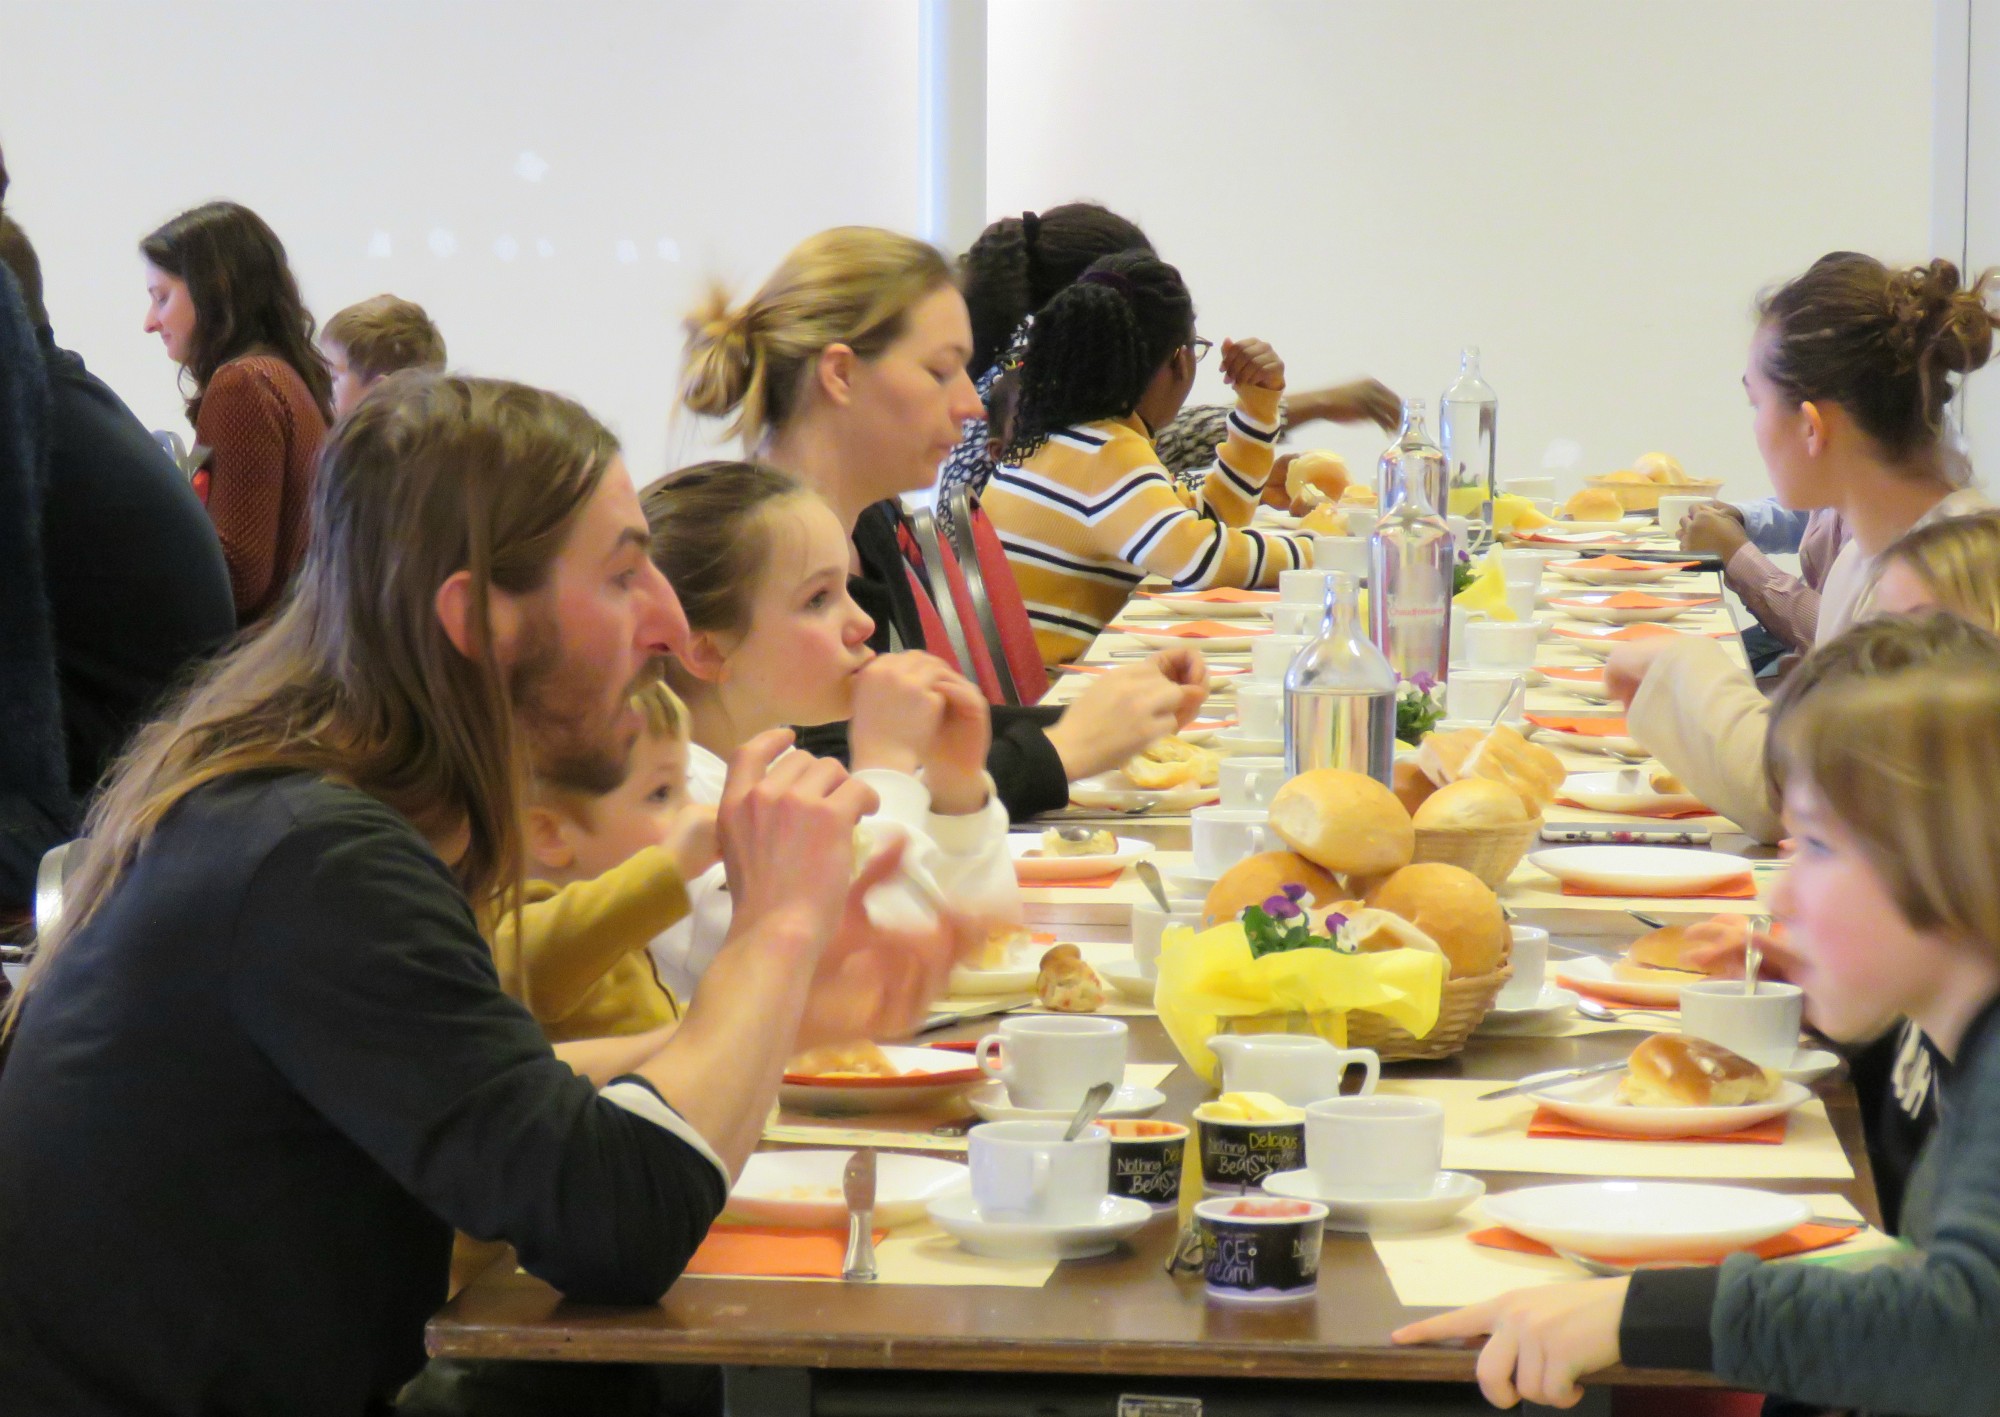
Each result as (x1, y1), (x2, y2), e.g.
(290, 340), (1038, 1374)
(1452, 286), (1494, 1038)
(1553, 795), (1714, 821)
(1139, 587), (1278, 604)
(1539, 665), (1607, 683)
(1021, 869), (1126, 889)
(1470, 1222), (1858, 1265)
(686, 1224), (889, 1278)
(1564, 985), (1680, 1014)
(1553, 591), (1719, 610)
(1527, 1106), (1786, 1144)
(1560, 874), (1757, 900)
(1558, 623), (1705, 644)
(1558, 555), (1701, 572)
(1525, 713), (1631, 736)
(1107, 620), (1269, 639)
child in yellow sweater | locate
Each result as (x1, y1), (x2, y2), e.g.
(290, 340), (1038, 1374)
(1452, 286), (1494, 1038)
(982, 248), (1312, 666)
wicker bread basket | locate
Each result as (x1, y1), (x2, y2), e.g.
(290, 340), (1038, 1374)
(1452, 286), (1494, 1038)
(1585, 474), (1724, 514)
(1411, 817), (1543, 891)
(1344, 961), (1514, 1061)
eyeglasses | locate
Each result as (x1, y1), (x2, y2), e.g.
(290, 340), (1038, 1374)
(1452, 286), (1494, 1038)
(1188, 337), (1214, 365)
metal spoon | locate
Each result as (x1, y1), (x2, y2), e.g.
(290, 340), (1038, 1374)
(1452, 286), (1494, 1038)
(1063, 1080), (1117, 1142)
(1574, 998), (1678, 1023)
(1054, 825), (1104, 848)
(1744, 916), (1768, 997)
(1134, 860), (1174, 914)
(1551, 1247), (1698, 1278)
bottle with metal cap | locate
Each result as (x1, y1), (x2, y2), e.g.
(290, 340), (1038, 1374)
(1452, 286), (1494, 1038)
(1284, 571), (1397, 785)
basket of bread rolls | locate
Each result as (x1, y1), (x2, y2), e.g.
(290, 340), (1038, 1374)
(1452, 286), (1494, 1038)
(1584, 453), (1724, 514)
(1396, 725), (1565, 890)
(1214, 767), (1515, 1060)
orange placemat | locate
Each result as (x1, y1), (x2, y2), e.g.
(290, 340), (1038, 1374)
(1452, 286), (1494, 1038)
(1139, 587), (1277, 604)
(1564, 984), (1680, 1013)
(1107, 620), (1270, 639)
(686, 1224), (889, 1278)
(1552, 591), (1719, 610)
(1527, 1106), (1786, 1144)
(1553, 796), (1714, 820)
(1560, 874), (1757, 900)
(1470, 1222), (1857, 1264)
(1526, 712), (1631, 736)
(1021, 869), (1125, 889)
(1557, 555), (1701, 572)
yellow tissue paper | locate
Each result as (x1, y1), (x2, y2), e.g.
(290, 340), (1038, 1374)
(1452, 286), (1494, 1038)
(1154, 922), (1446, 1085)
(1489, 494), (1544, 532)
(1447, 486), (1489, 519)
(1452, 549), (1515, 622)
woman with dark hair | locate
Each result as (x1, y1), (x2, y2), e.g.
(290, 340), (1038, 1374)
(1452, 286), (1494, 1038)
(939, 203), (1399, 526)
(142, 201), (332, 625)
(1605, 252), (1995, 843)
(982, 249), (1311, 666)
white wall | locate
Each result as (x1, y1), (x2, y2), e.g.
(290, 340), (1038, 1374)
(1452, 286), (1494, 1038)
(988, 0), (1937, 504)
(0, 0), (921, 483)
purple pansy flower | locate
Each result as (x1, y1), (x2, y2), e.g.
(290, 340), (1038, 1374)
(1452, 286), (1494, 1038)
(1262, 893), (1304, 921)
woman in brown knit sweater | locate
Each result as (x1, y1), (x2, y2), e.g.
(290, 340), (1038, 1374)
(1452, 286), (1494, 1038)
(142, 202), (332, 626)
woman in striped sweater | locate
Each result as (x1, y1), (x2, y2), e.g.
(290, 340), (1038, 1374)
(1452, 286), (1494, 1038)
(983, 250), (1312, 666)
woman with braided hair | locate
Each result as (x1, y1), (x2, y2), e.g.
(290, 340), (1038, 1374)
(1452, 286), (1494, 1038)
(939, 204), (1399, 530)
(982, 249), (1313, 666)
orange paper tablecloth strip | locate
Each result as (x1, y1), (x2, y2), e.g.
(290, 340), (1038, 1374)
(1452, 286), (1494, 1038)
(1107, 620), (1269, 639)
(1139, 587), (1278, 604)
(1560, 874), (1757, 900)
(1527, 1107), (1786, 1144)
(685, 1224), (889, 1278)
(1553, 796), (1715, 821)
(1565, 985), (1680, 1014)
(1553, 591), (1719, 610)
(1557, 555), (1702, 572)
(1020, 869), (1125, 889)
(1526, 713), (1631, 736)
(1470, 1222), (1858, 1264)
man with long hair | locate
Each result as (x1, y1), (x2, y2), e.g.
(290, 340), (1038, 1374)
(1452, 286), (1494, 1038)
(0, 373), (967, 1415)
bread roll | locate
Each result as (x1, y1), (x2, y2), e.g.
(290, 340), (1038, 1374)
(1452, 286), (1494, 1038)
(789, 1042), (898, 1078)
(1338, 485), (1378, 508)
(1416, 725), (1565, 813)
(1365, 863), (1507, 977)
(1633, 452), (1686, 485)
(1317, 903), (1444, 958)
(1564, 487), (1626, 521)
(1286, 450), (1351, 508)
(1125, 736), (1220, 790)
(1392, 758), (1440, 816)
(1612, 924), (1712, 984)
(1036, 944), (1106, 1013)
(1616, 1034), (1779, 1107)
(1413, 777), (1530, 831)
(1268, 769), (1415, 878)
(1203, 851), (1342, 928)
(1299, 502), (1349, 536)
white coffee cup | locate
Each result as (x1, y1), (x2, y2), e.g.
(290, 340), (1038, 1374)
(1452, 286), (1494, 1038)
(1498, 549), (1545, 587)
(1502, 475), (1556, 501)
(1446, 516), (1471, 551)
(1270, 602), (1320, 637)
(1304, 1095), (1445, 1199)
(1657, 494), (1712, 535)
(1235, 681), (1283, 739)
(1280, 569), (1333, 605)
(1313, 535), (1369, 583)
(1251, 635), (1310, 684)
(967, 1120), (1111, 1223)
(1133, 897), (1204, 977)
(1463, 619), (1540, 671)
(1449, 606), (1486, 666)
(1220, 755), (1288, 810)
(1343, 508), (1381, 540)
(1679, 981), (1805, 1068)
(975, 1015), (1128, 1111)
(1208, 1033), (1380, 1106)
(1496, 925), (1549, 1007)
(1502, 578), (1541, 623)
(1445, 669), (1522, 724)
(1191, 805), (1280, 876)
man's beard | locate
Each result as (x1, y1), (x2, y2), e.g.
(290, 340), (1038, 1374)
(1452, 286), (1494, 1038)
(508, 614), (665, 795)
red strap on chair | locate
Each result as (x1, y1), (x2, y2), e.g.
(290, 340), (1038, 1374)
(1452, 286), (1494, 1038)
(964, 502), (1050, 704)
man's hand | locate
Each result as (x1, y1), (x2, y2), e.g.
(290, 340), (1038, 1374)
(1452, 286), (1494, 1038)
(716, 729), (878, 949)
(1681, 504), (1750, 560)
(1290, 378), (1402, 432)
(1047, 649), (1210, 781)
(1391, 1278), (1629, 1410)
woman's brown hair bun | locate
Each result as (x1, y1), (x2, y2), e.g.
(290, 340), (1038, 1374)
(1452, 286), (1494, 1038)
(1888, 258), (1996, 393)
(679, 284), (763, 427)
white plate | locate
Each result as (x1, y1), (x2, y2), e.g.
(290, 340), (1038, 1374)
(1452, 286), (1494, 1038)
(1560, 770), (1709, 816)
(1780, 1048), (1842, 1085)
(1097, 958), (1155, 1004)
(1009, 833), (1154, 883)
(1548, 596), (1714, 625)
(1530, 725), (1650, 758)
(1481, 1181), (1811, 1262)
(1529, 845), (1754, 896)
(1136, 594), (1276, 619)
(1262, 1170), (1485, 1233)
(1069, 773), (1219, 813)
(1550, 517), (1652, 534)
(1553, 954), (1687, 1008)
(1209, 730), (1283, 757)
(1118, 628), (1268, 653)
(726, 1150), (970, 1229)
(966, 1081), (1167, 1123)
(1527, 1070), (1811, 1138)
(927, 1188), (1155, 1259)
(1548, 561), (1690, 587)
(779, 1045), (986, 1115)
(1478, 985), (1583, 1032)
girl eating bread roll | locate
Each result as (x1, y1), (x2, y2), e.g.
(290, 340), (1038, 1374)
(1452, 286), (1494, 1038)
(1395, 644), (2000, 1414)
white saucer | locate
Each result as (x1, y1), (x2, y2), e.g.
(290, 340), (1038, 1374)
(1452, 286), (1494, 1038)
(966, 1081), (1167, 1123)
(1210, 730), (1283, 757)
(1780, 1047), (1841, 1085)
(1096, 958), (1155, 1004)
(926, 1188), (1154, 1258)
(1478, 985), (1582, 1032)
(1261, 1170), (1485, 1233)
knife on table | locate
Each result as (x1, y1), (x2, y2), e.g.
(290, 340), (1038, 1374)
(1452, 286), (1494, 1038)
(841, 1148), (878, 1282)
(1477, 1059), (1630, 1102)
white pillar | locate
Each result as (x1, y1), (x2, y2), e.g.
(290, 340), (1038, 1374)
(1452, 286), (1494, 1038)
(918, 0), (988, 256)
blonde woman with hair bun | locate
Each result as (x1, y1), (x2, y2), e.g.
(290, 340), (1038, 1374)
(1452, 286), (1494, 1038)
(674, 226), (1211, 821)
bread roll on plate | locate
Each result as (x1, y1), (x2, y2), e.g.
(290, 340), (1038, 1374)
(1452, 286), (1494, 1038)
(1036, 944), (1106, 1013)
(1616, 1034), (1779, 1108)
(1611, 925), (1712, 984)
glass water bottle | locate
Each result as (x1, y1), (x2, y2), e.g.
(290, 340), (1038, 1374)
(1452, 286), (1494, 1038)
(1284, 572), (1398, 786)
(1440, 347), (1499, 524)
(1377, 398), (1449, 517)
(1369, 464), (1453, 687)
